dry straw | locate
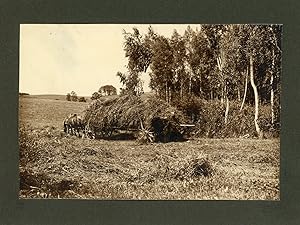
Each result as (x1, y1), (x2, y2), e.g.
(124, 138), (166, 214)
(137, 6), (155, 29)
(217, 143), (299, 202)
(83, 94), (188, 142)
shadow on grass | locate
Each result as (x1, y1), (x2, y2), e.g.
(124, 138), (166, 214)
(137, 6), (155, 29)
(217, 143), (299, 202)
(102, 132), (136, 141)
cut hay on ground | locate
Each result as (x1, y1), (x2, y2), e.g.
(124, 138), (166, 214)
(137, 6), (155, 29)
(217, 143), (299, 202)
(83, 94), (188, 142)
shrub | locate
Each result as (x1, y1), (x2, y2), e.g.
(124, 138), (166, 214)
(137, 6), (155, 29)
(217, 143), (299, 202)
(173, 95), (203, 123)
(71, 91), (78, 102)
(91, 92), (101, 100)
(78, 97), (86, 102)
(174, 96), (279, 138)
(66, 93), (71, 101)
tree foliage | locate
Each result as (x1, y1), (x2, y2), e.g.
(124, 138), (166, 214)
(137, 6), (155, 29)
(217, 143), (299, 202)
(78, 97), (86, 102)
(66, 93), (71, 101)
(91, 92), (101, 100)
(118, 25), (282, 136)
(117, 71), (143, 96)
(99, 85), (117, 96)
(70, 91), (78, 102)
(116, 27), (153, 96)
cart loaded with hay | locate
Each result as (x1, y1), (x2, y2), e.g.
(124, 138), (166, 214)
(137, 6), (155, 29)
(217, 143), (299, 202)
(83, 94), (189, 142)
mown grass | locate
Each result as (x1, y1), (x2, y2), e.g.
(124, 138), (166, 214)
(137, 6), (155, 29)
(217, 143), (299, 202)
(19, 96), (280, 200)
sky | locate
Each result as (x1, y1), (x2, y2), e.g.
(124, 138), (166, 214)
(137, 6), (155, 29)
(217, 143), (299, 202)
(19, 24), (199, 96)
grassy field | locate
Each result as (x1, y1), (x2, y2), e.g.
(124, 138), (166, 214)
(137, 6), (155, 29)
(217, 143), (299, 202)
(19, 96), (280, 200)
(19, 95), (88, 128)
(22, 94), (92, 103)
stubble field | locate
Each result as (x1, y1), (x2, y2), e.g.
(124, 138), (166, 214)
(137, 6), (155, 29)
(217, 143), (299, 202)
(19, 96), (280, 200)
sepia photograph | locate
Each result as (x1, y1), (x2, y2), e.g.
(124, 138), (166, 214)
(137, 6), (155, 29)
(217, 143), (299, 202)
(19, 24), (281, 200)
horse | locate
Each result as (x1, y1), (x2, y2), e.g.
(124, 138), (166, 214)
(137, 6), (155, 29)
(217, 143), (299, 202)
(63, 113), (85, 137)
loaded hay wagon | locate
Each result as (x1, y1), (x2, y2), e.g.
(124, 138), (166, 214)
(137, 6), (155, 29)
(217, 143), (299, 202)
(82, 94), (191, 142)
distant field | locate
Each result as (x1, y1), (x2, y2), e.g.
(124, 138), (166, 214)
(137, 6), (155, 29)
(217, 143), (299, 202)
(23, 94), (92, 102)
(23, 92), (155, 103)
(19, 96), (280, 200)
(19, 96), (88, 129)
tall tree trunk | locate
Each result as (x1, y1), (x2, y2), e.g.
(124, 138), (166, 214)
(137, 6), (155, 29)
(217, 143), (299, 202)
(271, 75), (274, 124)
(199, 74), (202, 96)
(224, 94), (229, 124)
(237, 87), (241, 101)
(169, 85), (171, 103)
(189, 76), (192, 95)
(240, 68), (248, 111)
(224, 84), (230, 124)
(249, 53), (261, 137)
(217, 55), (224, 104)
(165, 81), (168, 103)
(221, 88), (224, 104)
(210, 90), (213, 100)
(271, 49), (275, 125)
(180, 80), (183, 99)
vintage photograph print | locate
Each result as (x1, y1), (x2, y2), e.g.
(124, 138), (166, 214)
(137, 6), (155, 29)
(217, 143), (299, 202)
(19, 24), (281, 200)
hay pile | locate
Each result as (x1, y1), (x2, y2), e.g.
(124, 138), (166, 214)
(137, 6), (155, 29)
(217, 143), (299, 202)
(83, 95), (187, 142)
(145, 154), (213, 181)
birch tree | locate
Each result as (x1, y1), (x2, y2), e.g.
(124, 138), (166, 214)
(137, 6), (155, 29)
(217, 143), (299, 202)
(120, 27), (152, 95)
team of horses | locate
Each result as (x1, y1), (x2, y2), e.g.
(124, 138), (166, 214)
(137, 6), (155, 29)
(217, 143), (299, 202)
(63, 113), (95, 139)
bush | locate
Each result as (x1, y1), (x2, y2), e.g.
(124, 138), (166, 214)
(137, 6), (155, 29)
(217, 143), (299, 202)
(91, 92), (101, 100)
(173, 95), (203, 123)
(66, 93), (71, 101)
(174, 96), (279, 138)
(78, 97), (86, 102)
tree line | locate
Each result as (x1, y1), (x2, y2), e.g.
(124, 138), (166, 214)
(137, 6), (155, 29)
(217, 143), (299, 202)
(117, 24), (282, 137)
(66, 91), (86, 102)
(91, 85), (117, 100)
(66, 85), (117, 102)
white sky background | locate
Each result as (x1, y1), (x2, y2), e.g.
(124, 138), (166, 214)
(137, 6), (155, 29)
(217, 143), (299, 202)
(20, 24), (199, 96)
